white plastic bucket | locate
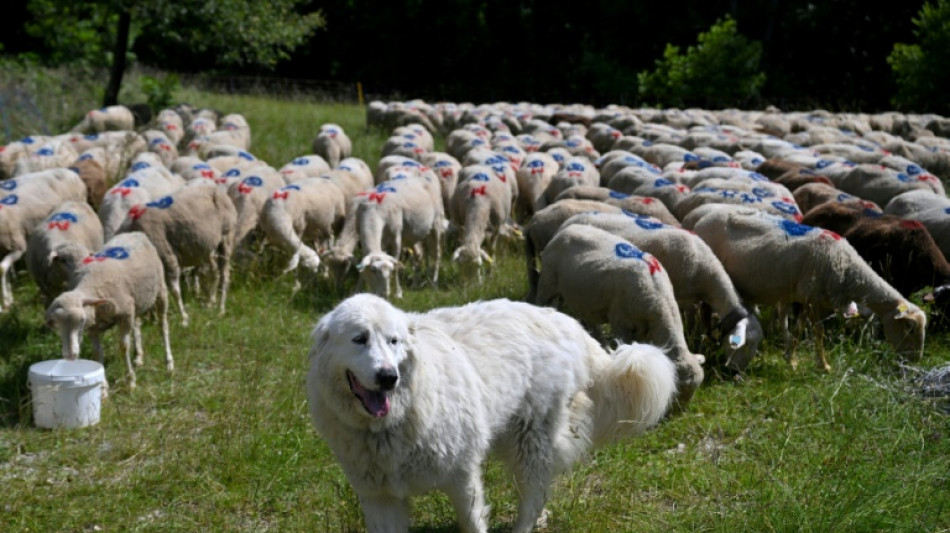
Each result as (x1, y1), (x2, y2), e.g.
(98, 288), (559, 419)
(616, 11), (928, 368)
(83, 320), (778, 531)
(28, 359), (105, 429)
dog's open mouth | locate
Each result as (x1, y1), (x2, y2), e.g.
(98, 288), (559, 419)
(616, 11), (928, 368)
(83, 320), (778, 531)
(347, 370), (391, 418)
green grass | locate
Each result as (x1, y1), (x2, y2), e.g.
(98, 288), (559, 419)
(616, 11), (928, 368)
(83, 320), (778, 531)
(1, 88), (950, 532)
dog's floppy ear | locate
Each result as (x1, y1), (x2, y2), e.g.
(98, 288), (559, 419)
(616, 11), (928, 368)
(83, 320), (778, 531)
(308, 312), (333, 361)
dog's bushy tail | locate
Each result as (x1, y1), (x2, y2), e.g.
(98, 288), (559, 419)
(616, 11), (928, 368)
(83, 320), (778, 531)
(589, 340), (677, 449)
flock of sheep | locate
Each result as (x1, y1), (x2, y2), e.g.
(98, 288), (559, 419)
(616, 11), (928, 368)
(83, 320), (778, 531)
(1, 98), (948, 402)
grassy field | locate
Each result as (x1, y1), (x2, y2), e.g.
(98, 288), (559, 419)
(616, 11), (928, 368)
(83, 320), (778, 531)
(1, 88), (949, 532)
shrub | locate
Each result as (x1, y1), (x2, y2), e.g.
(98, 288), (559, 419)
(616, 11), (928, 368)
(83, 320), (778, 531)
(637, 16), (765, 109)
(888, 0), (950, 113)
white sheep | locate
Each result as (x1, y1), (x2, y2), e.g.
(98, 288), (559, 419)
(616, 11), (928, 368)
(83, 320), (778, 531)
(450, 165), (513, 281)
(684, 204), (927, 369)
(311, 124), (353, 168)
(832, 163), (945, 207)
(45, 231), (172, 389)
(154, 108), (185, 145)
(70, 105), (135, 133)
(607, 170), (691, 214)
(351, 177), (445, 299)
(143, 130), (179, 167)
(0, 136), (50, 179)
(259, 177), (347, 275)
(420, 151), (463, 212)
(98, 167), (185, 241)
(119, 185), (238, 327)
(11, 139), (79, 177)
(553, 185), (680, 226)
(543, 156), (601, 205)
(557, 211), (762, 371)
(278, 154), (332, 183)
(26, 201), (104, 306)
(226, 165), (287, 247)
(0, 168), (87, 312)
(514, 151), (559, 221)
(535, 223), (704, 406)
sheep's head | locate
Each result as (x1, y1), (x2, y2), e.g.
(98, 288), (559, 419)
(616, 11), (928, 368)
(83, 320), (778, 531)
(452, 246), (491, 280)
(357, 252), (403, 299)
(881, 300), (927, 361)
(323, 249), (355, 287)
(45, 292), (113, 360)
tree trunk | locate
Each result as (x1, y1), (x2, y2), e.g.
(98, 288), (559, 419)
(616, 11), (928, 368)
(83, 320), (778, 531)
(103, 10), (131, 107)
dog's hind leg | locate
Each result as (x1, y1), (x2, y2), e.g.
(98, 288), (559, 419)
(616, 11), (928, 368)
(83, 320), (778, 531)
(443, 466), (490, 533)
(358, 495), (410, 533)
(509, 430), (556, 533)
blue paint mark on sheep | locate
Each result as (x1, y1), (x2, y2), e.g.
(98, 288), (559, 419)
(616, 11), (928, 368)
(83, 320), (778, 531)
(815, 159), (834, 169)
(194, 163), (211, 170)
(654, 178), (674, 187)
(0, 195), (18, 205)
(740, 193), (761, 203)
(642, 140), (653, 147)
(94, 247), (130, 261)
(906, 164), (924, 175)
(291, 157), (310, 166)
(551, 153), (565, 163)
(21, 137), (35, 144)
(238, 151), (255, 161)
(78, 153), (94, 161)
(635, 217), (665, 230)
(748, 172), (768, 181)
(896, 173), (912, 183)
(683, 153), (700, 162)
(609, 190), (629, 199)
(36, 147), (54, 156)
(694, 187), (718, 194)
(242, 176), (263, 187)
(779, 219), (815, 237)
(49, 212), (79, 223)
(615, 242), (644, 259)
(752, 188), (773, 198)
(224, 169), (242, 177)
(131, 162), (150, 172)
(0, 181), (16, 191)
(566, 162), (585, 173)
(772, 201), (800, 215)
(433, 160), (452, 167)
(117, 178), (140, 188)
(83, 134), (99, 141)
(836, 193), (854, 202)
(486, 155), (507, 165)
(751, 158), (764, 165)
(713, 156), (731, 163)
(375, 184), (397, 193)
(471, 173), (490, 182)
(146, 196), (174, 209)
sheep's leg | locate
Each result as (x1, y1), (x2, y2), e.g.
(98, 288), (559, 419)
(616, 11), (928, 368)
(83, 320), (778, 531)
(132, 316), (144, 367)
(217, 244), (231, 316)
(119, 318), (136, 389)
(0, 250), (25, 310)
(807, 306), (831, 372)
(204, 250), (221, 308)
(158, 284), (174, 371)
(509, 432), (555, 533)
(89, 331), (110, 398)
(167, 260), (189, 327)
(778, 304), (798, 369)
(430, 230), (442, 287)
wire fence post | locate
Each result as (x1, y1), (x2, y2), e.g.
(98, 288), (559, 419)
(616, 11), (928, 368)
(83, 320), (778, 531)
(357, 82), (364, 107)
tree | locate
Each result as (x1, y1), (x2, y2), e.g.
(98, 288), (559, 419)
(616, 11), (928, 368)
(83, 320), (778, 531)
(888, 0), (950, 113)
(23, 0), (325, 106)
(637, 16), (765, 109)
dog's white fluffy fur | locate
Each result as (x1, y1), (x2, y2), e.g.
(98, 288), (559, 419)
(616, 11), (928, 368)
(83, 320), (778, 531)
(306, 294), (676, 533)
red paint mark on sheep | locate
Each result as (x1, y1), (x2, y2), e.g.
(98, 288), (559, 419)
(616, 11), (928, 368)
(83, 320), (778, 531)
(470, 185), (487, 198)
(820, 229), (841, 241)
(272, 190), (290, 200)
(646, 256), (662, 275)
(901, 220), (925, 230)
(638, 198), (655, 204)
(47, 221), (71, 231)
(110, 187), (133, 197)
(128, 204), (147, 221)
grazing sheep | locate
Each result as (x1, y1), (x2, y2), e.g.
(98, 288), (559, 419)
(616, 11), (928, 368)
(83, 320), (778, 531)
(608, 173), (692, 215)
(120, 185), (238, 326)
(12, 140), (79, 177)
(154, 108), (185, 145)
(26, 201), (104, 306)
(98, 167), (185, 241)
(70, 105), (136, 133)
(226, 165), (287, 247)
(420, 151), (463, 212)
(832, 164), (944, 207)
(68, 155), (108, 208)
(883, 189), (950, 218)
(673, 183), (803, 222)
(514, 151), (559, 221)
(554, 186), (680, 226)
(351, 177), (445, 299)
(171, 157), (220, 184)
(450, 166), (513, 280)
(278, 154), (332, 183)
(143, 130), (179, 167)
(312, 123), (352, 168)
(328, 158), (376, 205)
(259, 177), (347, 275)
(0, 168), (87, 312)
(544, 156), (601, 205)
(0, 136), (50, 179)
(558, 211), (762, 371)
(45, 231), (172, 389)
(793, 182), (882, 216)
(535, 223), (703, 406)
(524, 199), (624, 302)
(685, 205), (927, 369)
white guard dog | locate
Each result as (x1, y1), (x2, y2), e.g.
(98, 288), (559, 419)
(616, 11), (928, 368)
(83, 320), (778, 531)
(306, 294), (677, 533)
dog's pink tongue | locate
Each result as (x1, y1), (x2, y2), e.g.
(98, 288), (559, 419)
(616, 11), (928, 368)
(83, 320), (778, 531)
(363, 391), (390, 418)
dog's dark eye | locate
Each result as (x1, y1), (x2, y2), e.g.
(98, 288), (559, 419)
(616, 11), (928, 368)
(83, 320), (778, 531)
(389, 337), (398, 346)
(352, 333), (368, 345)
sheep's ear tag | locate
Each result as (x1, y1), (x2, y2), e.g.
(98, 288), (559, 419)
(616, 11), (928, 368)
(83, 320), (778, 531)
(895, 302), (909, 319)
(843, 301), (860, 319)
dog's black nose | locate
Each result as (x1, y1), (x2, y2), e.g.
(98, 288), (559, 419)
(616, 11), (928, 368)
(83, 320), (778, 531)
(376, 368), (398, 391)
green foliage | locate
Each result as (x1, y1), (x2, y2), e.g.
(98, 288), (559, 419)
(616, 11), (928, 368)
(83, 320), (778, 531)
(888, 0), (950, 113)
(637, 16), (766, 109)
(135, 0), (326, 70)
(24, 0), (123, 67)
(140, 73), (180, 112)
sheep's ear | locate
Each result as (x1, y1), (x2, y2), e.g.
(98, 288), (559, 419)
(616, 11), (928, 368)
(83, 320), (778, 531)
(451, 247), (462, 261)
(46, 251), (59, 266)
(355, 257), (369, 272)
(82, 298), (115, 316)
(393, 260), (405, 270)
(480, 250), (494, 264)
